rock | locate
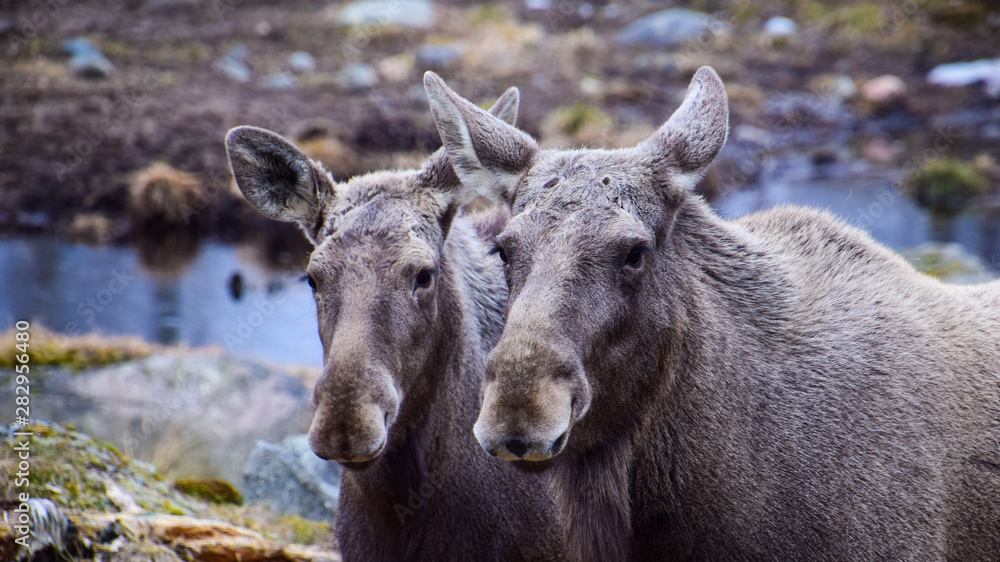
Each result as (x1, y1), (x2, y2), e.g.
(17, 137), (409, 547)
(336, 62), (377, 90)
(259, 72), (296, 89)
(578, 2), (594, 19)
(337, 0), (435, 30)
(64, 38), (115, 79)
(829, 75), (858, 100)
(227, 44), (250, 62)
(287, 51), (316, 73)
(927, 58), (1000, 98)
(763, 16), (796, 37)
(901, 243), (996, 285)
(417, 43), (464, 68)
(763, 92), (851, 125)
(215, 58), (251, 83)
(254, 20), (274, 37)
(377, 53), (415, 83)
(525, 0), (551, 10)
(616, 9), (725, 48)
(243, 434), (341, 521)
(861, 74), (906, 106)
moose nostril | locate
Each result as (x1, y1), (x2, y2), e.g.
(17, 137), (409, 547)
(505, 437), (528, 458)
(551, 431), (568, 454)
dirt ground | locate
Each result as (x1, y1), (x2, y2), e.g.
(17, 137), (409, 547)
(1, 0), (998, 242)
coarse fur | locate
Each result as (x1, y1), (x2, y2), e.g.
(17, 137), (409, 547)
(425, 68), (1000, 561)
(225, 88), (565, 561)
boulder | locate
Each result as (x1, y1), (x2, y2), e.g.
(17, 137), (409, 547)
(243, 435), (341, 521)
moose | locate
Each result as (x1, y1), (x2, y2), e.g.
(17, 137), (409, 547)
(226, 89), (565, 561)
(425, 68), (1000, 561)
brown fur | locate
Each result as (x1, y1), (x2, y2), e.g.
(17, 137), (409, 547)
(426, 68), (1000, 561)
(225, 88), (565, 561)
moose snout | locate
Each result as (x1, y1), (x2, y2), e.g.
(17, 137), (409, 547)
(474, 378), (582, 462)
(307, 369), (400, 465)
(308, 401), (391, 463)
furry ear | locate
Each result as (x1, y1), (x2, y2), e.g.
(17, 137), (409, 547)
(640, 66), (729, 190)
(225, 126), (333, 241)
(424, 72), (539, 206)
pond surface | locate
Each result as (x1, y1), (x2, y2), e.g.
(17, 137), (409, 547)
(0, 237), (324, 366)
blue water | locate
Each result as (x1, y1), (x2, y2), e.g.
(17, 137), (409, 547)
(0, 238), (324, 367)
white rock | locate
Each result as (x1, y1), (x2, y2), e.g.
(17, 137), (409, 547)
(287, 51), (316, 73)
(928, 58), (1000, 98)
(337, 0), (435, 30)
(763, 16), (796, 37)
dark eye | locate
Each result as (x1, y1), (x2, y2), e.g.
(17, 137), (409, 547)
(491, 244), (508, 264)
(303, 274), (317, 292)
(414, 269), (434, 290)
(624, 246), (647, 268)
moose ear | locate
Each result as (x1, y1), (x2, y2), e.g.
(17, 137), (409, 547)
(424, 72), (538, 206)
(226, 126), (333, 241)
(421, 86), (521, 235)
(640, 66), (729, 190)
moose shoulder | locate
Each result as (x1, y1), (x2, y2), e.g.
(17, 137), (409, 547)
(225, 87), (564, 561)
(425, 68), (1000, 561)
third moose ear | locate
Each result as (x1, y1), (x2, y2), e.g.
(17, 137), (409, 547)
(225, 126), (334, 243)
(423, 71), (539, 206)
(639, 67), (729, 191)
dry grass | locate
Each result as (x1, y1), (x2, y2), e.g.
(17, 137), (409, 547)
(128, 162), (204, 231)
(0, 325), (158, 369)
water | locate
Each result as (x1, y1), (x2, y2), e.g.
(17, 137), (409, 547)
(0, 236), (324, 367)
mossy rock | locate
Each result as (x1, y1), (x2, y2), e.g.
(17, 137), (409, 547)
(0, 328), (151, 370)
(0, 422), (204, 515)
(174, 478), (243, 506)
(904, 158), (990, 216)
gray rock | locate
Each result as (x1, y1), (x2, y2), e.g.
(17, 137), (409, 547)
(259, 72), (296, 90)
(337, 62), (378, 90)
(287, 51), (317, 73)
(763, 16), (796, 37)
(227, 44), (250, 62)
(243, 434), (342, 521)
(416, 43), (464, 68)
(215, 57), (251, 83)
(64, 38), (115, 79)
(616, 8), (724, 47)
(763, 92), (851, 125)
(337, 0), (436, 30)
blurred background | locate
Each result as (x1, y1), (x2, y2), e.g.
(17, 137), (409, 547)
(1, 0), (999, 556)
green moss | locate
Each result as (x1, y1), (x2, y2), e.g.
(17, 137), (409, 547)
(549, 104), (613, 137)
(0, 422), (204, 515)
(174, 479), (243, 506)
(825, 2), (884, 36)
(905, 158), (990, 216)
(0, 339), (148, 369)
(281, 514), (332, 545)
(468, 3), (507, 26)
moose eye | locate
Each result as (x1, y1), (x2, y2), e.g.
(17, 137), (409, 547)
(303, 274), (317, 292)
(414, 269), (434, 290)
(624, 245), (648, 269)
(490, 243), (508, 264)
